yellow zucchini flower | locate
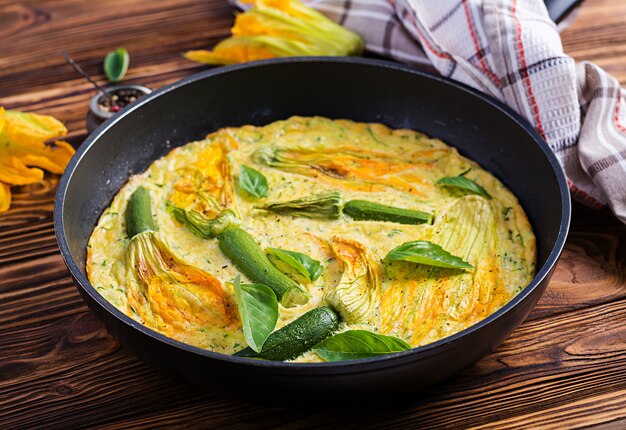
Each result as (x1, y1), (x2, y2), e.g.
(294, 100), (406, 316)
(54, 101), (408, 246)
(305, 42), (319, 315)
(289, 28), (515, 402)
(0, 107), (75, 212)
(381, 196), (511, 346)
(326, 237), (382, 327)
(126, 230), (240, 340)
(0, 183), (10, 212)
(184, 0), (364, 65)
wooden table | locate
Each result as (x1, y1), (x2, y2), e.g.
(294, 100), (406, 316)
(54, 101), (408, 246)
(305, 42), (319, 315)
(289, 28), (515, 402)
(1, 0), (625, 428)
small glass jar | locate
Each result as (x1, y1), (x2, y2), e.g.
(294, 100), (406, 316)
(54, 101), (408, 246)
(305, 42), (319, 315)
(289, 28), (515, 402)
(87, 84), (152, 133)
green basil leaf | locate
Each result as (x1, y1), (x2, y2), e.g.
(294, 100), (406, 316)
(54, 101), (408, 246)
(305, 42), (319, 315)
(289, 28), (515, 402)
(313, 330), (410, 361)
(240, 165), (268, 198)
(267, 247), (323, 282)
(384, 240), (473, 270)
(436, 176), (492, 199)
(103, 47), (129, 83)
(232, 275), (278, 353)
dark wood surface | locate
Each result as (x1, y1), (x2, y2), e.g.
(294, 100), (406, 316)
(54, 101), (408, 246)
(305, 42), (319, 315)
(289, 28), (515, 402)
(1, 0), (626, 428)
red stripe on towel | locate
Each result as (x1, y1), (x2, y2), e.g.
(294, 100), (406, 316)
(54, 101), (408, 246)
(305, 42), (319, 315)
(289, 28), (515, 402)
(462, 0), (501, 86)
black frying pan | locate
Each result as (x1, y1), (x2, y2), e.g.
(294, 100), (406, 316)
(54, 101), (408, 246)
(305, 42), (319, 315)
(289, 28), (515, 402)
(54, 57), (570, 399)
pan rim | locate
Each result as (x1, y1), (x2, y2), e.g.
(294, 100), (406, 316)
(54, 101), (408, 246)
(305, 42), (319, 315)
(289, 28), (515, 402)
(54, 56), (571, 372)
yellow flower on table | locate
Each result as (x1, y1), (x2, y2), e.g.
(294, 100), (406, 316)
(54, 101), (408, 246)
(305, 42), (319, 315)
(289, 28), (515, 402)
(0, 107), (75, 212)
(184, 0), (363, 65)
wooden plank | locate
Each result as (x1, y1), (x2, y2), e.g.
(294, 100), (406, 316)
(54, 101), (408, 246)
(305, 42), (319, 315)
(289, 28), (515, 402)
(0, 0), (232, 97)
(529, 204), (626, 320)
(1, 296), (625, 428)
(561, 0), (626, 83)
(0, 177), (57, 230)
(473, 390), (626, 430)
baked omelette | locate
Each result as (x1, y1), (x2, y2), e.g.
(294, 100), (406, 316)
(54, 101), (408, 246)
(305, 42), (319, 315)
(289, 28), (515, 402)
(87, 116), (535, 362)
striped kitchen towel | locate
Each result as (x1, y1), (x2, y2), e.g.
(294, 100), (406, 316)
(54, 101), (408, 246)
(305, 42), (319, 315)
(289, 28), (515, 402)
(236, 0), (626, 223)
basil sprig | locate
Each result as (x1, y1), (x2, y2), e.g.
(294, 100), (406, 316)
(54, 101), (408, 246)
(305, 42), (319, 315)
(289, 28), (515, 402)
(267, 247), (323, 282)
(231, 275), (278, 353)
(385, 240), (473, 270)
(313, 330), (410, 361)
(240, 164), (268, 199)
(436, 176), (491, 199)
(103, 47), (129, 83)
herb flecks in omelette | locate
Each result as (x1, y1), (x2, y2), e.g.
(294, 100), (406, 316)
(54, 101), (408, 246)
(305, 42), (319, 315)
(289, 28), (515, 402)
(87, 116), (536, 361)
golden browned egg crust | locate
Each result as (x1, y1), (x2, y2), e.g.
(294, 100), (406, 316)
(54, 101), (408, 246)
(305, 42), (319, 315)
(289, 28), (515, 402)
(87, 116), (535, 362)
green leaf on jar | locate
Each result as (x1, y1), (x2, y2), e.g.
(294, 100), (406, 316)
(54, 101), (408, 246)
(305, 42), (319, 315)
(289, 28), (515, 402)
(103, 47), (130, 83)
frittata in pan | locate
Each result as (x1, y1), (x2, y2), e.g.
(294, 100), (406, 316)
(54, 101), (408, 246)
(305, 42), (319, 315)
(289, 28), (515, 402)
(87, 116), (535, 362)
